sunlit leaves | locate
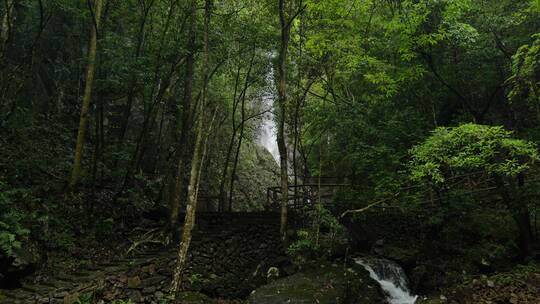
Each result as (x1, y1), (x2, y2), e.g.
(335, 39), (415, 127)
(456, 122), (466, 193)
(410, 124), (539, 184)
(508, 34), (540, 108)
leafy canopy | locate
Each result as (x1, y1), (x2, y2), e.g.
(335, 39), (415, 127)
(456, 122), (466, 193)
(410, 124), (539, 183)
(509, 34), (540, 107)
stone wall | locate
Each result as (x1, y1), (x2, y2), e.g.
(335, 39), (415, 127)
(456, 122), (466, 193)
(0, 212), (287, 303)
(124, 212), (287, 300)
(183, 212), (287, 297)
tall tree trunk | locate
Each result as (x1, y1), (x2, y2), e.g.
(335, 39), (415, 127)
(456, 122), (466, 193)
(218, 65), (242, 212)
(117, 0), (154, 144)
(277, 0), (291, 242)
(170, 0), (211, 296)
(68, 0), (103, 190)
(113, 1), (182, 199)
(227, 49), (256, 211)
(169, 0), (197, 229)
(227, 97), (245, 212)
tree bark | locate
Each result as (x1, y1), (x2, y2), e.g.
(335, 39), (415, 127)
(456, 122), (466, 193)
(169, 0), (197, 229)
(170, 0), (212, 296)
(113, 1), (183, 199)
(277, 0), (291, 242)
(227, 49), (256, 211)
(68, 0), (103, 190)
(117, 0), (155, 145)
(218, 65), (242, 212)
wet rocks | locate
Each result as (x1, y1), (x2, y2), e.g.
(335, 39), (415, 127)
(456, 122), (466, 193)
(248, 262), (386, 304)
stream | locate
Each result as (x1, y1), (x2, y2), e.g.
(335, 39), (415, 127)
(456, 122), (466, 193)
(355, 258), (418, 304)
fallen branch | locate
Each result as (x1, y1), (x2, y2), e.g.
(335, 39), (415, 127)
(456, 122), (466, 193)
(340, 193), (400, 218)
(126, 227), (166, 254)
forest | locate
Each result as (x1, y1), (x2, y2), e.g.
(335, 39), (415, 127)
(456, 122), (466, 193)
(1, 0), (540, 303)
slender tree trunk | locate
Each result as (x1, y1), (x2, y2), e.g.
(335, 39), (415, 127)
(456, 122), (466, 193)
(277, 0), (291, 242)
(0, 0), (15, 59)
(169, 0), (197, 229)
(227, 98), (245, 212)
(117, 1), (154, 144)
(113, 1), (182, 199)
(170, 0), (211, 296)
(227, 49), (256, 211)
(169, 112), (204, 295)
(69, 0), (103, 190)
(218, 65), (242, 211)
(292, 80), (312, 207)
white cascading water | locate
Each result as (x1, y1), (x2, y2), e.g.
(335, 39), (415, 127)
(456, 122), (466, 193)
(355, 258), (418, 304)
(257, 58), (280, 163)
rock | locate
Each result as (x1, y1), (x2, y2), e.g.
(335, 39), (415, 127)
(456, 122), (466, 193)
(142, 264), (156, 275)
(174, 291), (215, 304)
(374, 244), (419, 268)
(126, 289), (143, 302)
(248, 262), (386, 304)
(142, 275), (166, 286)
(142, 286), (157, 294)
(410, 265), (427, 292)
(154, 291), (165, 299)
(63, 292), (80, 304)
(128, 276), (141, 288)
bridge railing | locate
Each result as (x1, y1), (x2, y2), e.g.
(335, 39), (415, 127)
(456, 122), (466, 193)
(266, 182), (352, 211)
(266, 171), (540, 214)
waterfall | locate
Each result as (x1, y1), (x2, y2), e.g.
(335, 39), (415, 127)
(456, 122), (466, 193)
(257, 56), (280, 163)
(258, 100), (279, 163)
(355, 258), (418, 304)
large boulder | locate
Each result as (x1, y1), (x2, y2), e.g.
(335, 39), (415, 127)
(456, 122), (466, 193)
(248, 262), (386, 304)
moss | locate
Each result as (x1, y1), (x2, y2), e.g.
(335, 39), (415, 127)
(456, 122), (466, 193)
(248, 261), (386, 304)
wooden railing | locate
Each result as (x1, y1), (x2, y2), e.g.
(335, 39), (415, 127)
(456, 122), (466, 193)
(265, 171), (540, 213)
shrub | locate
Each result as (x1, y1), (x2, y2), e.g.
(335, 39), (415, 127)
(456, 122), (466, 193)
(0, 178), (30, 256)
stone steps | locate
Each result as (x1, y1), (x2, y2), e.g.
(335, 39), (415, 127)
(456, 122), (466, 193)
(0, 246), (169, 302)
(0, 289), (35, 302)
(0, 216), (282, 302)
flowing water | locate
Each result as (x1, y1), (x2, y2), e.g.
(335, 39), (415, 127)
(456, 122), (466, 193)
(355, 258), (418, 304)
(257, 55), (280, 163)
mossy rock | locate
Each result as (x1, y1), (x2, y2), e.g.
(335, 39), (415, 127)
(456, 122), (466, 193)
(248, 262), (386, 304)
(174, 291), (215, 304)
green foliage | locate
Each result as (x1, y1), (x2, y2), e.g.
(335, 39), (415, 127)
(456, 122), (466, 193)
(509, 34), (540, 109)
(0, 179), (30, 256)
(186, 273), (208, 288)
(410, 124), (539, 183)
(111, 300), (135, 304)
(287, 204), (347, 264)
(74, 293), (93, 304)
(530, 0), (540, 13)
(490, 261), (540, 285)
